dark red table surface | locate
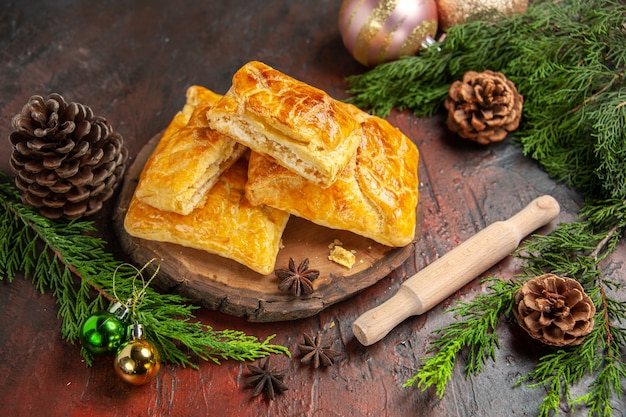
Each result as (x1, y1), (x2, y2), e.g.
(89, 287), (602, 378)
(1, 1), (624, 416)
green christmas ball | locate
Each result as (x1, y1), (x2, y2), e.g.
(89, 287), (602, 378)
(80, 304), (129, 355)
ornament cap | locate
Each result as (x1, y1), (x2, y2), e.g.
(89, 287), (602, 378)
(420, 35), (436, 49)
(130, 323), (145, 340)
(108, 301), (130, 321)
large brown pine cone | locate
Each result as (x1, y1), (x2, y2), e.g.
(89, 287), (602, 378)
(513, 274), (595, 347)
(9, 93), (128, 219)
(444, 70), (523, 145)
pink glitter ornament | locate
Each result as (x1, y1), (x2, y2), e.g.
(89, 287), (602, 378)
(339, 0), (438, 67)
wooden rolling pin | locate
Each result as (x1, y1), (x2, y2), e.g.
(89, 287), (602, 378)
(352, 195), (560, 346)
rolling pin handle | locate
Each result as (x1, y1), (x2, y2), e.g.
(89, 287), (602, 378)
(505, 195), (560, 239)
(352, 286), (422, 346)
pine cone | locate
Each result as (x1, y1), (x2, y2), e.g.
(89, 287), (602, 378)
(9, 93), (128, 219)
(444, 70), (523, 145)
(513, 274), (595, 347)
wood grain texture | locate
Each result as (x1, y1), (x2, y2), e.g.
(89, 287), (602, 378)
(1, 1), (624, 416)
(113, 133), (418, 322)
(353, 195), (560, 345)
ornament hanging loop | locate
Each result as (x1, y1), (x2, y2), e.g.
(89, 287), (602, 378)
(80, 259), (159, 356)
(112, 258), (161, 320)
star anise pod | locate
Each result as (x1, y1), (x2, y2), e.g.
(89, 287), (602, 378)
(298, 331), (341, 368)
(244, 357), (288, 400)
(275, 257), (319, 297)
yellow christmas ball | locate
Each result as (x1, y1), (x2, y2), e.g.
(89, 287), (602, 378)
(113, 324), (161, 386)
(339, 0), (439, 67)
(436, 0), (528, 30)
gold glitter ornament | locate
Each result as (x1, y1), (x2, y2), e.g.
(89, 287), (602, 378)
(111, 261), (162, 385)
(436, 0), (528, 30)
(339, 0), (439, 67)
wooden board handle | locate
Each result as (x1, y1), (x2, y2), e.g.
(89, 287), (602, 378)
(352, 195), (560, 346)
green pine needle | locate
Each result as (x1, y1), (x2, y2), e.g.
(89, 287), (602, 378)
(345, 0), (626, 414)
(402, 217), (626, 415)
(516, 223), (626, 417)
(0, 170), (289, 368)
(346, 0), (626, 201)
(403, 278), (519, 397)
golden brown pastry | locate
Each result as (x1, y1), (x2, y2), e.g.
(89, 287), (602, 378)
(206, 61), (362, 187)
(180, 84), (223, 120)
(133, 85), (246, 215)
(124, 158), (290, 275)
(246, 113), (419, 247)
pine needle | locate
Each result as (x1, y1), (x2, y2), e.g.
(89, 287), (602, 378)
(346, 0), (626, 200)
(403, 278), (519, 397)
(0, 170), (289, 368)
(345, 0), (626, 414)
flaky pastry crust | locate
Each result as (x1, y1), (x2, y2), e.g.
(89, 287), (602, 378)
(206, 61), (362, 187)
(133, 85), (246, 215)
(246, 113), (419, 247)
(124, 158), (290, 275)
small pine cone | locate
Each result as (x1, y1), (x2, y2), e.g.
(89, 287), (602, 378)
(444, 70), (523, 145)
(513, 274), (595, 347)
(9, 93), (128, 219)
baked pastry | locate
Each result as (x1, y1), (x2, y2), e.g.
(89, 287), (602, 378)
(133, 85), (246, 215)
(245, 113), (419, 247)
(162, 84), (222, 136)
(180, 84), (224, 121)
(206, 61), (362, 187)
(124, 157), (290, 275)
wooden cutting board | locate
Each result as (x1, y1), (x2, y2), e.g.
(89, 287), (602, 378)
(112, 133), (420, 322)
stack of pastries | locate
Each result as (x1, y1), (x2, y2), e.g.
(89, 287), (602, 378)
(124, 61), (419, 275)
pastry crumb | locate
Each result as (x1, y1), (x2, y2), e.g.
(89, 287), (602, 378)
(328, 239), (343, 249)
(328, 245), (355, 269)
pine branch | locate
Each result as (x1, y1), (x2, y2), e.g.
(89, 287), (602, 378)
(513, 281), (626, 417)
(575, 286), (626, 417)
(346, 0), (626, 202)
(346, 3), (626, 413)
(0, 171), (289, 368)
(403, 278), (519, 397)
(514, 210), (626, 416)
(404, 217), (625, 415)
(514, 281), (625, 417)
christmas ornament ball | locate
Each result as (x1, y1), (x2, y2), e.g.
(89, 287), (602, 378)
(436, 0), (528, 30)
(114, 325), (161, 386)
(339, 0), (438, 67)
(80, 304), (128, 355)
